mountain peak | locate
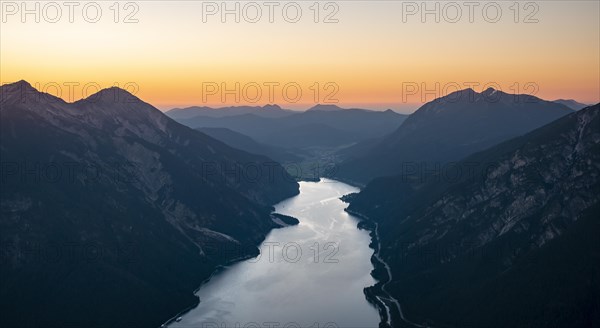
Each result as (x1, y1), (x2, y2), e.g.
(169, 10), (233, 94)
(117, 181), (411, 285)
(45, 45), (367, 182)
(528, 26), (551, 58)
(482, 87), (500, 97)
(73, 86), (166, 127)
(1, 80), (37, 94)
(80, 86), (141, 105)
(439, 88), (477, 102)
(0, 80), (63, 106)
(12, 79), (33, 89)
(262, 104), (282, 110)
(307, 104), (343, 112)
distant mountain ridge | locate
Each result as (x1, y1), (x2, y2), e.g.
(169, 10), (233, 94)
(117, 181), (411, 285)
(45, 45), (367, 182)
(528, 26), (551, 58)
(166, 104), (295, 119)
(335, 88), (574, 184)
(306, 104), (375, 112)
(307, 104), (343, 111)
(171, 105), (407, 149)
(0, 80), (299, 328)
(553, 99), (590, 110)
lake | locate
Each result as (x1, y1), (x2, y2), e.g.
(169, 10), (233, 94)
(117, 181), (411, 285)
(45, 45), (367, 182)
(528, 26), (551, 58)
(169, 178), (380, 328)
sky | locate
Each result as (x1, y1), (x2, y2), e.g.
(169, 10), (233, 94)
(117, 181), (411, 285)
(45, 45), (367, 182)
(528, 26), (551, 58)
(1, 0), (599, 113)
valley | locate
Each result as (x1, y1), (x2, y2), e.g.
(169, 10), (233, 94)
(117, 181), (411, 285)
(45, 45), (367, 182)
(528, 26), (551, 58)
(1, 81), (598, 328)
(3, 3), (599, 327)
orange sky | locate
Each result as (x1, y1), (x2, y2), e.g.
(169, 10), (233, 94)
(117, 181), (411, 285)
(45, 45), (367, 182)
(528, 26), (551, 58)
(1, 1), (599, 113)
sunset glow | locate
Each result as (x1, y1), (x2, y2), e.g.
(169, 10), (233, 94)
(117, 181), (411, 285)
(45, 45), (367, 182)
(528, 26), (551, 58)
(1, 1), (599, 112)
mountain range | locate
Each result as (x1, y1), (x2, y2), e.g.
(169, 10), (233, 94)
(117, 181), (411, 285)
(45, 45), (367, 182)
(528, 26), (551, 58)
(0, 81), (299, 328)
(335, 88), (574, 185)
(2, 79), (596, 328)
(168, 105), (407, 149)
(346, 104), (600, 327)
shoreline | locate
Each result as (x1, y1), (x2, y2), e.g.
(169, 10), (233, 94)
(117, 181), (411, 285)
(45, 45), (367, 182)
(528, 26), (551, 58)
(345, 208), (427, 328)
(162, 195), (305, 328)
(164, 178), (380, 328)
(160, 249), (261, 327)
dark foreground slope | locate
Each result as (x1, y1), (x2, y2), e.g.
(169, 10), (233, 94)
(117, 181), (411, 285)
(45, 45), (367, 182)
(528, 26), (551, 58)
(347, 104), (600, 327)
(0, 81), (298, 328)
(336, 88), (573, 185)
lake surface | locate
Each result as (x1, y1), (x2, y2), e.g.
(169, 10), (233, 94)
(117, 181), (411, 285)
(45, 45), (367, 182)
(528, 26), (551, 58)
(169, 178), (380, 328)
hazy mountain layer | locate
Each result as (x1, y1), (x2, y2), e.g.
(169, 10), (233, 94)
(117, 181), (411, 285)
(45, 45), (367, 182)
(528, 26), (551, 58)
(166, 104), (295, 119)
(172, 106), (407, 149)
(553, 99), (590, 110)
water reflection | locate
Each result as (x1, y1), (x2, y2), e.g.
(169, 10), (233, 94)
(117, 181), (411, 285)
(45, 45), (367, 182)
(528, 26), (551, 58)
(170, 179), (379, 328)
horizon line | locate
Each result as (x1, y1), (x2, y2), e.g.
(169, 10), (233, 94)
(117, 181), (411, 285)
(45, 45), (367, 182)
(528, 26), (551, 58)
(1, 79), (596, 114)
